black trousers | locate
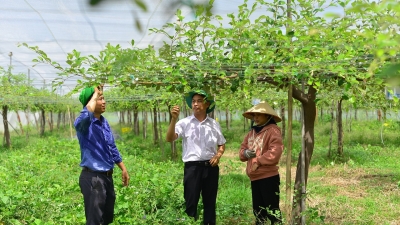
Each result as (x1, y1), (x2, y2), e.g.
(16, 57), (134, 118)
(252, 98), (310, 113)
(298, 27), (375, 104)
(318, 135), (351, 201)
(183, 162), (219, 225)
(79, 170), (116, 225)
(251, 174), (282, 225)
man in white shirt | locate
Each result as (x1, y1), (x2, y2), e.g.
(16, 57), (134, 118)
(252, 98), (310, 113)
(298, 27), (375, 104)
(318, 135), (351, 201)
(166, 90), (226, 225)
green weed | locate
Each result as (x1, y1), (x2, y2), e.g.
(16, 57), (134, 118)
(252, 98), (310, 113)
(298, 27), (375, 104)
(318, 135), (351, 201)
(0, 118), (399, 224)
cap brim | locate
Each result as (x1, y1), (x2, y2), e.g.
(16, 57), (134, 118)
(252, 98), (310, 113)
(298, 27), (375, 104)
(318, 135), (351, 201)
(206, 100), (215, 114)
(185, 92), (196, 109)
(185, 91), (215, 114)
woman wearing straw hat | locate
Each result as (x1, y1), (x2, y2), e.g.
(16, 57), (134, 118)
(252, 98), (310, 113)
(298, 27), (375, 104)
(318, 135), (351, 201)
(239, 101), (283, 225)
(166, 90), (226, 225)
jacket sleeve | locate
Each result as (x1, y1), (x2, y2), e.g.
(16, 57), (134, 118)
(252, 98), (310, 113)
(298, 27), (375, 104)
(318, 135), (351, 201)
(74, 108), (92, 134)
(109, 138), (122, 164)
(105, 121), (123, 164)
(256, 126), (283, 166)
(239, 132), (251, 162)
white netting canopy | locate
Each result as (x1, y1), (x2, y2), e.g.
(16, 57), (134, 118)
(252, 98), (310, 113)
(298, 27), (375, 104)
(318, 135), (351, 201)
(0, 0), (342, 94)
(0, 0), (228, 92)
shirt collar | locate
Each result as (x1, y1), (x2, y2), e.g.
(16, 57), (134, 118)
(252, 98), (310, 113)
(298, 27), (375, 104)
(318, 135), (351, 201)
(190, 114), (210, 123)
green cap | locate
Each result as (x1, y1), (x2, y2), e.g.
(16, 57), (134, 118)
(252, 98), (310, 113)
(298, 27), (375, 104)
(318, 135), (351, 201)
(185, 90), (216, 114)
(79, 87), (95, 106)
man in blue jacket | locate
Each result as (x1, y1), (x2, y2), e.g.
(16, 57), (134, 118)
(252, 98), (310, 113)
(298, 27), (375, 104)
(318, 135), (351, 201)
(74, 85), (130, 225)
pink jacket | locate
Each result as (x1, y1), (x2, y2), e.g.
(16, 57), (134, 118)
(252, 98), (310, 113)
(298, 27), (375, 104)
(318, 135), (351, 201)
(239, 124), (283, 181)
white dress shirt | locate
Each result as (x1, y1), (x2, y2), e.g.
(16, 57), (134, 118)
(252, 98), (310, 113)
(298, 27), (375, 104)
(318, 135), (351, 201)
(175, 115), (226, 162)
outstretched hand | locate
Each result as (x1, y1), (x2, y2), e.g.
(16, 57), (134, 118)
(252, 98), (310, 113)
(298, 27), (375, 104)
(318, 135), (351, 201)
(170, 105), (180, 120)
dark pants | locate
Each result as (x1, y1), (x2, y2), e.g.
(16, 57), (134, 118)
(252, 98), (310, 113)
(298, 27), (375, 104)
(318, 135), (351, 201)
(184, 162), (219, 225)
(79, 170), (116, 225)
(251, 175), (282, 225)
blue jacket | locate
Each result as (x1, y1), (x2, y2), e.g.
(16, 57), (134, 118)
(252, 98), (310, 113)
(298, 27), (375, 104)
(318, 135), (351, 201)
(74, 107), (122, 171)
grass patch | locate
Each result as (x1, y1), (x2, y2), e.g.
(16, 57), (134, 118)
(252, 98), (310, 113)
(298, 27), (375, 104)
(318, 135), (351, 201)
(0, 119), (399, 224)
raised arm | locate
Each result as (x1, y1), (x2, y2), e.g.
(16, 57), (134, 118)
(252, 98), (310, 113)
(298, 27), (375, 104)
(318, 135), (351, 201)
(166, 105), (180, 142)
(86, 86), (102, 112)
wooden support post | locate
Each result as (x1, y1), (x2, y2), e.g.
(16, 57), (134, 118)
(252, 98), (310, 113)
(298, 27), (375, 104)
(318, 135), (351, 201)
(67, 106), (73, 139)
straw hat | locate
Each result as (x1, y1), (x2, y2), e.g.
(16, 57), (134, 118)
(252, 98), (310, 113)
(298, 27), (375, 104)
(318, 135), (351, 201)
(242, 101), (282, 123)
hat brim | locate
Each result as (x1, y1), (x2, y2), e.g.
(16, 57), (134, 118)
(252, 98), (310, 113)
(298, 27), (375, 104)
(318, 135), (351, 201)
(242, 112), (282, 123)
(185, 91), (215, 114)
(242, 102), (282, 122)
